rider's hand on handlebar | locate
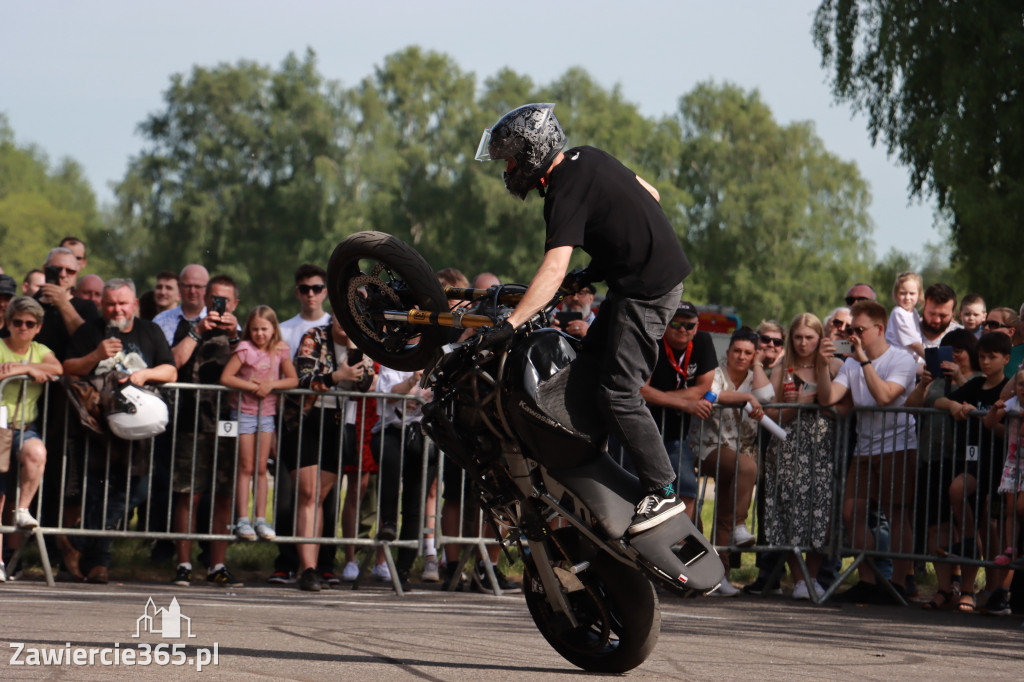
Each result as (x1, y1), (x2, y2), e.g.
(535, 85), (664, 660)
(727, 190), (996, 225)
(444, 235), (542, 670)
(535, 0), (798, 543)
(476, 320), (516, 353)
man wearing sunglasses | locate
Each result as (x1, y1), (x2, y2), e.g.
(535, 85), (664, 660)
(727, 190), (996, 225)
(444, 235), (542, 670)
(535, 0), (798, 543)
(280, 264), (331, 356)
(639, 302), (716, 521)
(819, 300), (919, 604)
(35, 246), (100, 362)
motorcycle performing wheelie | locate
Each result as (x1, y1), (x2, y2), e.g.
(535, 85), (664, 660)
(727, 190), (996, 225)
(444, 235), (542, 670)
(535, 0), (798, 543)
(326, 230), (725, 674)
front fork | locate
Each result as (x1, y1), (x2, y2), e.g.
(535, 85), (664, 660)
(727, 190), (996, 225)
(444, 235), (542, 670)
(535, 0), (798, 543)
(505, 449), (580, 628)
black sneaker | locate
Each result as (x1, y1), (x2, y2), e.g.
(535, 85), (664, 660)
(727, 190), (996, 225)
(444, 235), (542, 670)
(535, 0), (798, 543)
(472, 561), (521, 593)
(443, 563), (465, 592)
(741, 575), (782, 596)
(832, 580), (878, 604)
(982, 589), (1012, 616)
(266, 570), (296, 585)
(171, 565), (192, 587)
(628, 494), (687, 534)
(207, 566), (243, 588)
(321, 571), (341, 588)
(377, 524), (397, 542)
(299, 567), (321, 592)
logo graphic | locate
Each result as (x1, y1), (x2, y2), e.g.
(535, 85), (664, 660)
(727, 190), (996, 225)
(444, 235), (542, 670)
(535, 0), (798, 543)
(134, 597), (196, 639)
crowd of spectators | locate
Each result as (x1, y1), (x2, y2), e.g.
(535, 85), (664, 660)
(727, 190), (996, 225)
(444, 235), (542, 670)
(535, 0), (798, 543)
(1, 245), (1023, 615)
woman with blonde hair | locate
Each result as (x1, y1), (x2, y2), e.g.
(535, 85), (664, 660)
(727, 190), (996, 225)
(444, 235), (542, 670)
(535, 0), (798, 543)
(763, 312), (846, 600)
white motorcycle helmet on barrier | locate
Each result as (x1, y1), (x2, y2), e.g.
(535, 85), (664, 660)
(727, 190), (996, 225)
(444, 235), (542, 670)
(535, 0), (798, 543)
(106, 382), (169, 440)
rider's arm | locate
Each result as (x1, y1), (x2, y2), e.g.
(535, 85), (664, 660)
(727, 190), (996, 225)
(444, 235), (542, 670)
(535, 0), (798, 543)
(505, 246), (574, 328)
(636, 175), (660, 202)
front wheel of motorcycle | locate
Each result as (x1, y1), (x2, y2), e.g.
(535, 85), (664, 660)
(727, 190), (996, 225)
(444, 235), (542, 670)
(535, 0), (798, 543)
(327, 231), (450, 372)
(522, 530), (660, 673)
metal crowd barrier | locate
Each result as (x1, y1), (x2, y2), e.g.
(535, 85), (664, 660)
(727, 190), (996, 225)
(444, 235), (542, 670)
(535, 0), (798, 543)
(2, 376), (1021, 603)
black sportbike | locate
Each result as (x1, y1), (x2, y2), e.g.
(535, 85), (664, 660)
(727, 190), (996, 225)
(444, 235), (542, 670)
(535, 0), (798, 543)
(327, 231), (724, 673)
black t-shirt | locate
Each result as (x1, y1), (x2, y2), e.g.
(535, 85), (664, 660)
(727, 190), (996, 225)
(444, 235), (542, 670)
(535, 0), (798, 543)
(947, 374), (1008, 464)
(646, 330), (717, 439)
(543, 146), (691, 298)
(67, 316), (174, 374)
(35, 295), (100, 361)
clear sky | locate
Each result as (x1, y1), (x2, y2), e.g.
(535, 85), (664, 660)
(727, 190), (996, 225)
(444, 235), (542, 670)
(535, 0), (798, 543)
(2, 0), (939, 260)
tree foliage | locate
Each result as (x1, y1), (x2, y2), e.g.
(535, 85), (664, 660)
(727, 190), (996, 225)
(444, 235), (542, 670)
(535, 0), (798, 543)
(0, 115), (107, 279)
(673, 82), (874, 324)
(813, 1), (1024, 307)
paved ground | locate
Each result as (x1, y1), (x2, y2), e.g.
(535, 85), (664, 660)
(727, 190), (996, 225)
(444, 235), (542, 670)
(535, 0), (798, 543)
(1, 577), (1020, 680)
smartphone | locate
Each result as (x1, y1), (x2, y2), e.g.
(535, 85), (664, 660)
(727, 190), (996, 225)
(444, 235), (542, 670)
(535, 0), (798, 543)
(925, 346), (953, 378)
(347, 349), (364, 365)
(44, 265), (62, 285)
(211, 295), (227, 314)
(832, 339), (853, 356)
(555, 311), (583, 328)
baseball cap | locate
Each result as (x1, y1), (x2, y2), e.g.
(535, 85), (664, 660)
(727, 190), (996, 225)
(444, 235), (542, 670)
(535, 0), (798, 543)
(0, 275), (16, 297)
(674, 301), (699, 318)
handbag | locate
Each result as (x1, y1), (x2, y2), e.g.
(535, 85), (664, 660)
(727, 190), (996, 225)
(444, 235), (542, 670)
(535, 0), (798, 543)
(0, 365), (29, 474)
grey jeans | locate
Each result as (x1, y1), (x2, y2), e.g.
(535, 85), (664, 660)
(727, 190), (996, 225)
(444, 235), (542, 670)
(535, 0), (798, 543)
(582, 283), (684, 493)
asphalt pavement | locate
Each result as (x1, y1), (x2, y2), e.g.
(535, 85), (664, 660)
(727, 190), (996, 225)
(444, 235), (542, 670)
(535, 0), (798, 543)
(1, 577), (1020, 680)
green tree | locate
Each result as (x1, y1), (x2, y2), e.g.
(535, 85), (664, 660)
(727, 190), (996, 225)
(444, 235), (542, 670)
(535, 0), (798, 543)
(673, 82), (875, 324)
(813, 1), (1024, 307)
(0, 114), (105, 279)
(113, 50), (356, 312)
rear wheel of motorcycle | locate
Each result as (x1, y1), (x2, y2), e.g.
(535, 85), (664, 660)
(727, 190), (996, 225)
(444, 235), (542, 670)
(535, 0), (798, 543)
(522, 533), (660, 673)
(327, 231), (449, 372)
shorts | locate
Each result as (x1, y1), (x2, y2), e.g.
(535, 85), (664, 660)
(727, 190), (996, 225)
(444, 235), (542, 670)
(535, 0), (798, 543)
(0, 425), (42, 497)
(844, 449), (918, 511)
(279, 408), (356, 475)
(172, 431), (235, 495)
(665, 439), (699, 499)
(233, 410), (276, 434)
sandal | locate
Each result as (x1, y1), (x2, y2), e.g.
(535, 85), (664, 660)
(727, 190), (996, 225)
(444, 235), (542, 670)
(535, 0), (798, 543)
(957, 591), (976, 613)
(922, 589), (955, 611)
(994, 547), (1014, 567)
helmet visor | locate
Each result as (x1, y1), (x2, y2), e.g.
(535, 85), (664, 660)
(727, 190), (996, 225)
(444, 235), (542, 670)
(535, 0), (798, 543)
(475, 129), (496, 161)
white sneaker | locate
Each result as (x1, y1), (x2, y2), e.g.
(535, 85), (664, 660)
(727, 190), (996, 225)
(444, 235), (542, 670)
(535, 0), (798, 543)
(731, 525), (756, 548)
(421, 555), (440, 582)
(342, 561), (360, 582)
(371, 562), (391, 582)
(253, 520), (277, 540)
(710, 581), (740, 597)
(14, 508), (38, 530)
(234, 520), (256, 541)
(0, 561), (6, 582)
(792, 579), (810, 600)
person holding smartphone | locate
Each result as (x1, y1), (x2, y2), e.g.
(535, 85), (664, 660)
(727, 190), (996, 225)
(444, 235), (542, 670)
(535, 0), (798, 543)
(552, 284), (597, 338)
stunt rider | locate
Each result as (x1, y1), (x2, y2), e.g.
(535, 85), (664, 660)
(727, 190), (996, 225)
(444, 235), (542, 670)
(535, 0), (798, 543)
(476, 103), (694, 535)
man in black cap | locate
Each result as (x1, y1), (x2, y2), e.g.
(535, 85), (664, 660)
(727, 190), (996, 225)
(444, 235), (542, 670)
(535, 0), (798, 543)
(0, 274), (17, 338)
(639, 302), (717, 520)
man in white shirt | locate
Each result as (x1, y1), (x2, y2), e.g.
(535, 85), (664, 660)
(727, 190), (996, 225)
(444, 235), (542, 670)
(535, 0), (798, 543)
(153, 264), (209, 346)
(279, 264), (331, 356)
(819, 300), (918, 604)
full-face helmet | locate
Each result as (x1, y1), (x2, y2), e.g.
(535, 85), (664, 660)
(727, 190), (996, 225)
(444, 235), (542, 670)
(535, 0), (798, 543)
(476, 103), (566, 199)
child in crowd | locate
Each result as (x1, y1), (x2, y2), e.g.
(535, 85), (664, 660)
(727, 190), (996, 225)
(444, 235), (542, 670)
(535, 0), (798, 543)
(221, 306), (298, 541)
(884, 271), (925, 360)
(934, 332), (1011, 613)
(959, 293), (987, 339)
(985, 368), (1024, 569)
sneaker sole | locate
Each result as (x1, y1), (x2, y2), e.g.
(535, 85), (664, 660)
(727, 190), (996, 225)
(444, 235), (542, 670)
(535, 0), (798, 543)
(733, 535), (756, 548)
(627, 502), (688, 535)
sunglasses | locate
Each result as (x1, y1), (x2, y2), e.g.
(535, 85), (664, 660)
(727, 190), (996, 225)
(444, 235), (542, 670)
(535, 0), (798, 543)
(668, 319), (697, 331)
(845, 296), (870, 306)
(10, 318), (38, 329)
(759, 335), (784, 347)
(297, 284), (326, 295)
(54, 267), (78, 276)
(984, 320), (1014, 330)
(830, 319), (852, 333)
(850, 324), (877, 337)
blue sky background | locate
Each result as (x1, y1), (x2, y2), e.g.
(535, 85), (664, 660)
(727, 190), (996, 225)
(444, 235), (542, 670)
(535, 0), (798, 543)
(2, 0), (940, 259)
